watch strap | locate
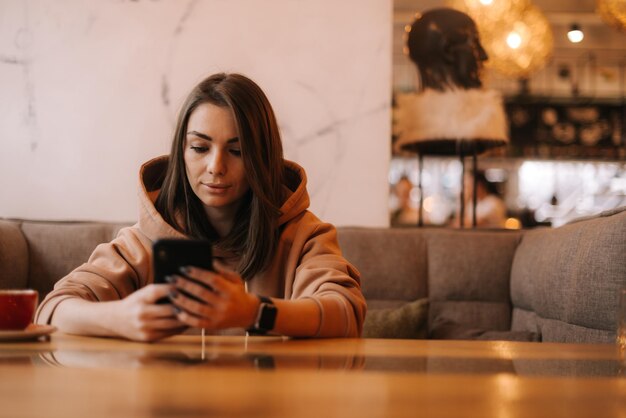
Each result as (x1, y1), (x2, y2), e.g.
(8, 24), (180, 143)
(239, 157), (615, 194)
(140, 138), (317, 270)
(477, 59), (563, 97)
(247, 296), (277, 335)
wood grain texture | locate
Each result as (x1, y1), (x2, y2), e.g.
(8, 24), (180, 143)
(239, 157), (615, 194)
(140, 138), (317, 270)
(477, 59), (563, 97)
(0, 334), (624, 418)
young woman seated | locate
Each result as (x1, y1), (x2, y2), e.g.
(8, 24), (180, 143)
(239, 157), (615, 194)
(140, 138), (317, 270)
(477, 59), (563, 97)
(35, 73), (366, 341)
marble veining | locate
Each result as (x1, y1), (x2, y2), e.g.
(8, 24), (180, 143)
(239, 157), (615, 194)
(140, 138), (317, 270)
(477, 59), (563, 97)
(0, 0), (391, 226)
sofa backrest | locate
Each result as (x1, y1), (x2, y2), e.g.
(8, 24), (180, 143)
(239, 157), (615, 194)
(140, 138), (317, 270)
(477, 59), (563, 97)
(0, 220), (128, 297)
(0, 220), (29, 290)
(338, 227), (522, 335)
(423, 229), (522, 333)
(2, 209), (624, 344)
(510, 207), (626, 344)
(337, 227), (428, 310)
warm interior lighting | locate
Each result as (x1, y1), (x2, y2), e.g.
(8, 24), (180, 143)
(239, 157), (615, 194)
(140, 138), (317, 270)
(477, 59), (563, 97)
(506, 31), (522, 49)
(423, 196), (435, 212)
(567, 24), (584, 43)
(597, 0), (626, 31)
(504, 217), (522, 229)
(479, 0), (494, 5)
(448, 0), (553, 79)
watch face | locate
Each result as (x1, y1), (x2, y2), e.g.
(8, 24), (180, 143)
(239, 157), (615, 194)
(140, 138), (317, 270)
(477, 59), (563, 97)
(258, 303), (278, 331)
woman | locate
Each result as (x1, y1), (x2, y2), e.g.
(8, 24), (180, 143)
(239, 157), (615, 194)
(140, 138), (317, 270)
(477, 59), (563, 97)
(451, 171), (507, 228)
(35, 73), (366, 341)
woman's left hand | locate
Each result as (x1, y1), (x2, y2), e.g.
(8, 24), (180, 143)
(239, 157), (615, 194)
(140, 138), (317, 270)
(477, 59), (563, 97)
(168, 263), (260, 331)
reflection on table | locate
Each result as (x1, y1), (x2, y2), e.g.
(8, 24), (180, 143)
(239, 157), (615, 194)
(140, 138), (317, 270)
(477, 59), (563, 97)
(0, 333), (624, 418)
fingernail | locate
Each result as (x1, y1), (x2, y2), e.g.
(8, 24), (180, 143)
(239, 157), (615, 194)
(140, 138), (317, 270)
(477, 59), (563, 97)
(179, 266), (190, 275)
(172, 306), (181, 315)
(168, 290), (178, 300)
(165, 275), (176, 284)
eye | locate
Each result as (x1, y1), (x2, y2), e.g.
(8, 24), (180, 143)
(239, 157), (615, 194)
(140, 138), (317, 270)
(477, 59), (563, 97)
(190, 146), (208, 154)
(229, 149), (242, 157)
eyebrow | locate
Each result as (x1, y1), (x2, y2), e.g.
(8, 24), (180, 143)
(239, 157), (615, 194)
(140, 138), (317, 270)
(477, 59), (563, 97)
(187, 131), (239, 143)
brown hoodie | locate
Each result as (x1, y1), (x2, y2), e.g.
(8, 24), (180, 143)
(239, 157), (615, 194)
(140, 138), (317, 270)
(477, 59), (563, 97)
(36, 156), (366, 337)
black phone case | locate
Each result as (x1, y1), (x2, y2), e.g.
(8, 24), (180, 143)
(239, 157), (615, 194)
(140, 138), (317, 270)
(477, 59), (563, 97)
(153, 239), (213, 284)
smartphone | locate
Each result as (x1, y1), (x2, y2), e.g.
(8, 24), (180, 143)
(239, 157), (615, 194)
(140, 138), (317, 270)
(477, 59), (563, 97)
(153, 238), (214, 285)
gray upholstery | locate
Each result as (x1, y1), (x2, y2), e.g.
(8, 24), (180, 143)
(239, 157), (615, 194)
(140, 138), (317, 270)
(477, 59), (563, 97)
(338, 228), (428, 309)
(510, 207), (626, 343)
(0, 220), (127, 297)
(0, 220), (29, 289)
(426, 230), (521, 332)
(0, 206), (624, 343)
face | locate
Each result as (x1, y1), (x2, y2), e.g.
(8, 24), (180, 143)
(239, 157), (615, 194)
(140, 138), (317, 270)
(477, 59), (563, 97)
(395, 179), (412, 205)
(184, 102), (250, 219)
(451, 24), (488, 88)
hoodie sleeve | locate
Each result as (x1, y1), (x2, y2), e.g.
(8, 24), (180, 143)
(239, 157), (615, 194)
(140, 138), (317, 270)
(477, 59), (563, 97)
(35, 226), (153, 325)
(289, 220), (367, 338)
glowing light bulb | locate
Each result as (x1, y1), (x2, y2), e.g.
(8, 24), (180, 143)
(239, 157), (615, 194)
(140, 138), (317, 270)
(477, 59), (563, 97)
(567, 24), (584, 43)
(506, 32), (522, 49)
(504, 218), (522, 230)
(479, 0), (494, 5)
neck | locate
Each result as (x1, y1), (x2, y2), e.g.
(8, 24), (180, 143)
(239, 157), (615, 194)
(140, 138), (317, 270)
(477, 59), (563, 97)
(204, 203), (240, 238)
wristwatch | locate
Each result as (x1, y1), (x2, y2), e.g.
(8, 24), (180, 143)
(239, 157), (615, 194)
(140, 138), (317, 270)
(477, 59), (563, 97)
(247, 296), (277, 335)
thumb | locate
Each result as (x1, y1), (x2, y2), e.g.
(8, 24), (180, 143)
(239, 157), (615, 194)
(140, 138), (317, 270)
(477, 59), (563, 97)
(135, 283), (174, 304)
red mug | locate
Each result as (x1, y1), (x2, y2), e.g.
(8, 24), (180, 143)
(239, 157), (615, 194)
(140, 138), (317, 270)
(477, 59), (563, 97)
(0, 290), (39, 330)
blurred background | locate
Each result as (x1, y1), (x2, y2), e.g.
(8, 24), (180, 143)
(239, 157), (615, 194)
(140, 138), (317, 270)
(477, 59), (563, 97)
(1, 0), (624, 229)
(390, 0), (626, 228)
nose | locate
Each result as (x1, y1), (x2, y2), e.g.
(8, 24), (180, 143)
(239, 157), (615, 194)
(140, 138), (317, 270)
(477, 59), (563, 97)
(207, 149), (226, 176)
(478, 43), (488, 62)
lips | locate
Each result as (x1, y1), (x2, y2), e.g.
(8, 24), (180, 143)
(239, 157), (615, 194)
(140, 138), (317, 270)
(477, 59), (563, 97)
(202, 182), (230, 194)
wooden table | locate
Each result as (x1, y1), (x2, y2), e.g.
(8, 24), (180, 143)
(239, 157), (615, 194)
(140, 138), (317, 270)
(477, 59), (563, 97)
(0, 333), (624, 418)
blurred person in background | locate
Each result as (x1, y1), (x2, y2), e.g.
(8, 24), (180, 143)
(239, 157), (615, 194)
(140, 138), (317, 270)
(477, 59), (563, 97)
(390, 176), (420, 227)
(451, 171), (507, 228)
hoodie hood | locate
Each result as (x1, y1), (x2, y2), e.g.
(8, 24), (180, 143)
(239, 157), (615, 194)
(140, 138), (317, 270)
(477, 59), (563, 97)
(278, 160), (311, 226)
(136, 156), (311, 240)
(136, 155), (185, 241)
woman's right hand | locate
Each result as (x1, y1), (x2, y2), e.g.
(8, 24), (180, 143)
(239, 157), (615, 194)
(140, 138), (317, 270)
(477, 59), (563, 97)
(111, 284), (188, 342)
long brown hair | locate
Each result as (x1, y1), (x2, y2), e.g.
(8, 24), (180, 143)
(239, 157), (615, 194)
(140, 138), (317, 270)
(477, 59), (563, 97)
(155, 73), (285, 279)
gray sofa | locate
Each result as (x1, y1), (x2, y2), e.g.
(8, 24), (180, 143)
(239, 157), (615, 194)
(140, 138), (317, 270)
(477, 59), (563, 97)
(1, 206), (625, 343)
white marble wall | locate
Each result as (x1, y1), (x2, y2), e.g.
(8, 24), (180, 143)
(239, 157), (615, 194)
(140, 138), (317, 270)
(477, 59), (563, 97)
(0, 0), (391, 227)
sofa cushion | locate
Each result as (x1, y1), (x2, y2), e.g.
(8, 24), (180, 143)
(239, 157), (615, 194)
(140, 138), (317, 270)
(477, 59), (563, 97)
(0, 220), (29, 289)
(510, 207), (626, 342)
(429, 316), (540, 341)
(337, 227), (428, 303)
(20, 221), (128, 298)
(511, 306), (615, 344)
(426, 229), (522, 332)
(429, 300), (513, 333)
(362, 298), (429, 339)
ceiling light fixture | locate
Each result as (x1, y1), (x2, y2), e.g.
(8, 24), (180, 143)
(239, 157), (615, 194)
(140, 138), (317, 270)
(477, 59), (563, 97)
(567, 23), (584, 43)
(448, 0), (554, 79)
(506, 31), (522, 49)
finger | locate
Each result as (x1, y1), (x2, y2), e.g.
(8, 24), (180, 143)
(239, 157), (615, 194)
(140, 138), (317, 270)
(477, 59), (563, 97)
(174, 276), (220, 305)
(198, 274), (234, 296)
(171, 290), (215, 318)
(212, 262), (242, 284)
(184, 264), (242, 287)
(194, 266), (241, 294)
(135, 284), (175, 304)
(138, 303), (181, 320)
(175, 309), (214, 329)
(180, 266), (214, 287)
